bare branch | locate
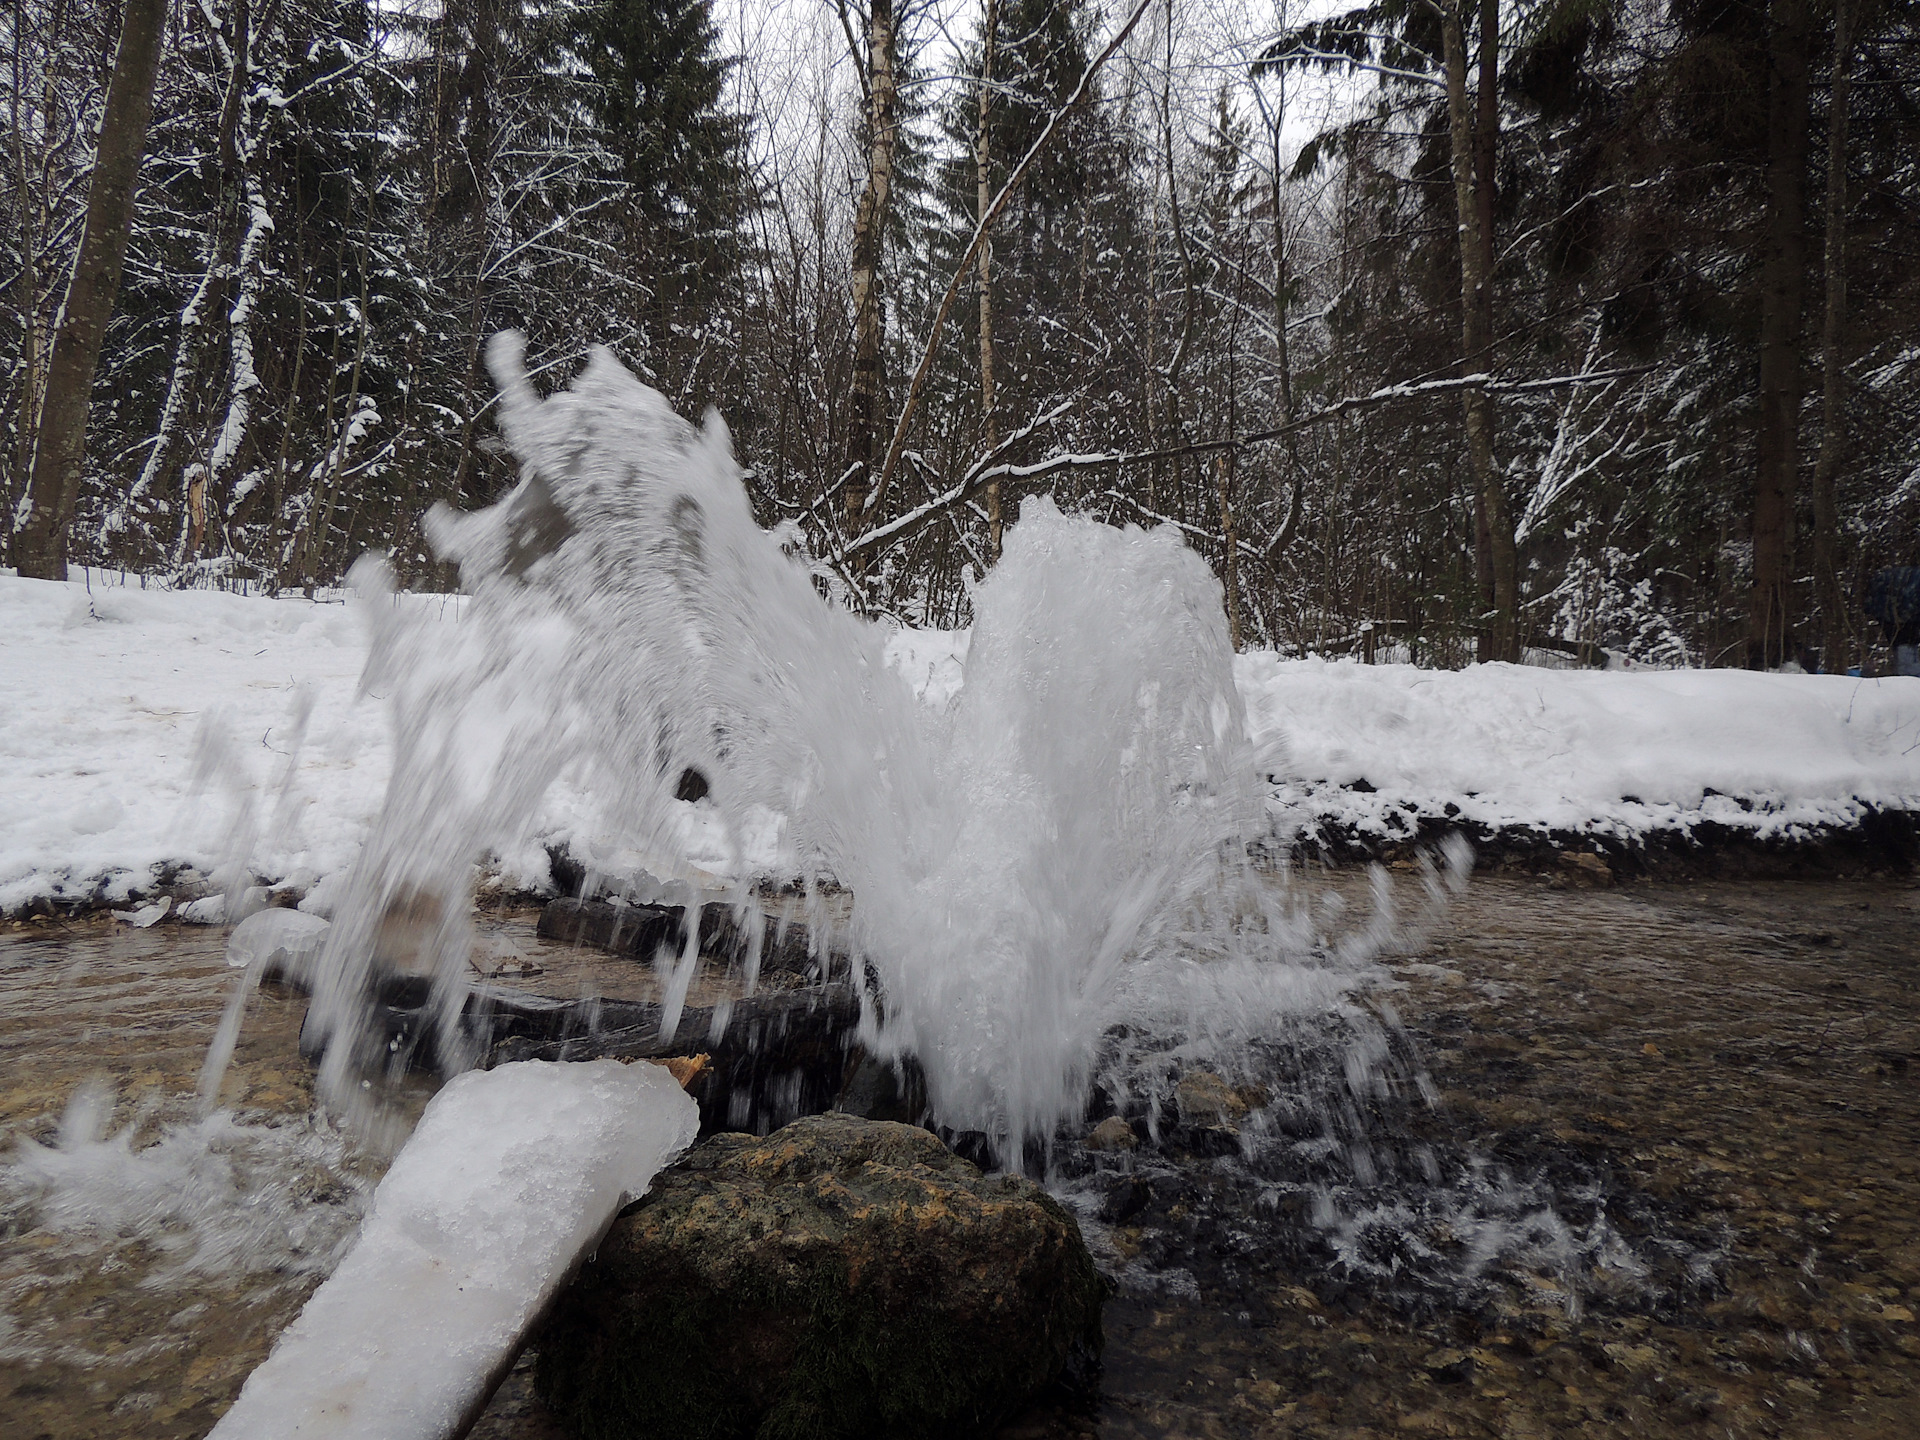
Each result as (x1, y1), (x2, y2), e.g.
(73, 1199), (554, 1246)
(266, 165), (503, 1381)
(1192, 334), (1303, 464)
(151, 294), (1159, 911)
(846, 366), (1656, 559)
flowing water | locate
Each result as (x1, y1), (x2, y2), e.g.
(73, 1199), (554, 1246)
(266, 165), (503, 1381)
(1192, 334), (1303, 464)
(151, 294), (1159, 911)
(8, 349), (1919, 1437)
(5, 878), (1919, 1438)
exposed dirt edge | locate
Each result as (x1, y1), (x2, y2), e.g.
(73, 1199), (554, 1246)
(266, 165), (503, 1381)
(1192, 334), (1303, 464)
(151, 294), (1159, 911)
(11, 809), (1917, 921)
(1289, 805), (1920, 882)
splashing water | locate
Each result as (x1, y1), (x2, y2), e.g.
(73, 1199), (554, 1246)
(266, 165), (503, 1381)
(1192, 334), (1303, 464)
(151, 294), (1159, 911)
(0, 1080), (370, 1301)
(298, 335), (1438, 1156)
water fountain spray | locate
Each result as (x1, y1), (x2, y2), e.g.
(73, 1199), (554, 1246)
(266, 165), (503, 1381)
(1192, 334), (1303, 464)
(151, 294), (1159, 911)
(298, 333), (1405, 1158)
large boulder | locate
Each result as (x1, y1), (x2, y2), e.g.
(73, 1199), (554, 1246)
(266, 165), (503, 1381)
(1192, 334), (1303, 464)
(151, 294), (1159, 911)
(535, 1114), (1106, 1440)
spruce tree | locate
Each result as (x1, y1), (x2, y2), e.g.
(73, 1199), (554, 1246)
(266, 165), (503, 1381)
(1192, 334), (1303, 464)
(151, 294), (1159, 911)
(574, 0), (753, 385)
(932, 0), (1143, 479)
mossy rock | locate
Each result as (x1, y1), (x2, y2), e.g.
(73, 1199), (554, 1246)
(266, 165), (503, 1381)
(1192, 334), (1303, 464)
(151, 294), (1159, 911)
(535, 1113), (1106, 1440)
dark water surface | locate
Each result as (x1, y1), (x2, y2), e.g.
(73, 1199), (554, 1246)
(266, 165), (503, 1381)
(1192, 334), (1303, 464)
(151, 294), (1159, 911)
(4, 876), (1918, 1440)
(1012, 875), (1920, 1440)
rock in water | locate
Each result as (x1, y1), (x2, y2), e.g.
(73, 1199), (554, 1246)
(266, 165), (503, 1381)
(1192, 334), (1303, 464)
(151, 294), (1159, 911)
(536, 1113), (1106, 1440)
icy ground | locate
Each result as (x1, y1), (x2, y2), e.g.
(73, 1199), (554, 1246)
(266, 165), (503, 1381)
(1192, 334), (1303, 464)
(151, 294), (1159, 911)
(4, 570), (1918, 914)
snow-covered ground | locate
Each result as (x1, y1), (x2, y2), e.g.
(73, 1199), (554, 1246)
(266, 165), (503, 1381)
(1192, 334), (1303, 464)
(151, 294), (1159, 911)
(1239, 651), (1920, 847)
(0, 574), (399, 914)
(4, 571), (1918, 914)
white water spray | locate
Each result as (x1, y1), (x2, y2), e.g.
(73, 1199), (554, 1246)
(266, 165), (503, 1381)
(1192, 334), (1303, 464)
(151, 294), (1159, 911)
(299, 335), (1412, 1155)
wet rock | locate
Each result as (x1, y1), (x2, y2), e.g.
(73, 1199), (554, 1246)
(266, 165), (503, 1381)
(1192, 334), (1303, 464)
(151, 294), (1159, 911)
(1175, 1070), (1250, 1127)
(1557, 850), (1614, 886)
(832, 1047), (927, 1124)
(1295, 808), (1920, 879)
(536, 897), (680, 958)
(1099, 1174), (1153, 1225)
(537, 896), (830, 979)
(1420, 1346), (1474, 1382)
(536, 1114), (1106, 1440)
(1170, 1070), (1253, 1156)
(1176, 1124), (1244, 1159)
(1086, 1116), (1138, 1151)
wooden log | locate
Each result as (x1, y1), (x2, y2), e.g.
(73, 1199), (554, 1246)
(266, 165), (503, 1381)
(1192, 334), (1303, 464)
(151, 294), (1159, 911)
(482, 984), (862, 1135)
(283, 925), (863, 1135)
(536, 897), (835, 979)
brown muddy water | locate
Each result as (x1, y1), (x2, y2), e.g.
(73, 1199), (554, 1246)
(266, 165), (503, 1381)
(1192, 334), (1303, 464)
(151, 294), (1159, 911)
(3, 876), (1918, 1440)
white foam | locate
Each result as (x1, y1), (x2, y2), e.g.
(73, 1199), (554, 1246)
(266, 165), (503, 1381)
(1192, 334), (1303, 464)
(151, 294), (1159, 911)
(1, 1082), (370, 1286)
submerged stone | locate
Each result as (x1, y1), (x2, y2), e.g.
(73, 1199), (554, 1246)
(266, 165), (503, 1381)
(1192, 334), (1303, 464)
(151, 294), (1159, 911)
(1085, 1116), (1138, 1152)
(1174, 1069), (1251, 1128)
(535, 1113), (1106, 1440)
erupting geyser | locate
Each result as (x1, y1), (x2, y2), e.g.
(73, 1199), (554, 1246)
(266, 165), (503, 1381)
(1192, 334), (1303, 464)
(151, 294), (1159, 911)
(297, 333), (1397, 1157)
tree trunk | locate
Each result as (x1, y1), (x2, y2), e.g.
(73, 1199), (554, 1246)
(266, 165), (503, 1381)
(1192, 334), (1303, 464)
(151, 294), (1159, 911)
(1811, 0), (1852, 673)
(302, 261), (372, 585)
(1439, 0), (1516, 662)
(1748, 0), (1811, 669)
(11, 26), (49, 518)
(1217, 453), (1241, 649)
(1266, 81), (1291, 425)
(976, 0), (1001, 561)
(1160, 47), (1198, 506)
(192, 167), (273, 566)
(844, 0), (897, 540)
(11, 0), (169, 580)
(1255, 70), (1304, 566)
(121, 235), (219, 539)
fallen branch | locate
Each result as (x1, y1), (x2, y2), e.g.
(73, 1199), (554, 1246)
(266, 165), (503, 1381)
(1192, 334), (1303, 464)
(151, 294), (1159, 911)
(844, 366), (1654, 560)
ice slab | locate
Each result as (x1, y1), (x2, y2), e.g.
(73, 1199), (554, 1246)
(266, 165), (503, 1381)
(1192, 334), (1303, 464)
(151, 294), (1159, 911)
(226, 906), (332, 972)
(208, 1059), (697, 1440)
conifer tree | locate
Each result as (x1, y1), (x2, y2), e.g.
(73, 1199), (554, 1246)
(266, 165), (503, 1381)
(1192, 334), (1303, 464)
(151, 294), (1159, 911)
(574, 0), (753, 389)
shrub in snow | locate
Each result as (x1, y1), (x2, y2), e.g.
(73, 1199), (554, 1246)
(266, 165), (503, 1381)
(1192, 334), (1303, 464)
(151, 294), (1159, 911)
(1548, 546), (1694, 669)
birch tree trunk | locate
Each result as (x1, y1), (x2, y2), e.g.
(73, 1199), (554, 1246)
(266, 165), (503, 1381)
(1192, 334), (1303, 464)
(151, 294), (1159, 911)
(190, 166), (273, 565)
(844, 0), (897, 538)
(1254, 61), (1303, 564)
(976, 0), (1001, 561)
(1811, 0), (1852, 673)
(1748, 0), (1811, 669)
(121, 237), (219, 536)
(11, 0), (169, 580)
(195, 0), (274, 566)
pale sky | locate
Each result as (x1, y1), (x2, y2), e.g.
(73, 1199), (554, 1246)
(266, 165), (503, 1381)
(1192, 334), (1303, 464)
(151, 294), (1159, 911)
(719, 0), (1375, 210)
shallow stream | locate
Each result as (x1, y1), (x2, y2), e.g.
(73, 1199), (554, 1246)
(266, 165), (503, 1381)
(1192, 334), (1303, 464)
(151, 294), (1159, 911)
(4, 873), (1918, 1440)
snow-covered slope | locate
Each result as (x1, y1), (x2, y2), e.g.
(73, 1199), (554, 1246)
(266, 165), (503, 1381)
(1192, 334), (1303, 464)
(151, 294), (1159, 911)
(4, 571), (1917, 913)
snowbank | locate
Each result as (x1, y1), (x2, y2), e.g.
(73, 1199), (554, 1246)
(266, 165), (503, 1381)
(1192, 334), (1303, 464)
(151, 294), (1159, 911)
(0, 574), (403, 913)
(1240, 653), (1920, 846)
(4, 572), (1917, 914)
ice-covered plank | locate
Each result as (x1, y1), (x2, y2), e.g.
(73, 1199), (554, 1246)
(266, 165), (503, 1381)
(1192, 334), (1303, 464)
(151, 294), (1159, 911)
(209, 1059), (697, 1440)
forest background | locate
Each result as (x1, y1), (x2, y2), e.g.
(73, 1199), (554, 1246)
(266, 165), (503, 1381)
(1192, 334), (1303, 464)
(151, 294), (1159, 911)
(5, 0), (1917, 671)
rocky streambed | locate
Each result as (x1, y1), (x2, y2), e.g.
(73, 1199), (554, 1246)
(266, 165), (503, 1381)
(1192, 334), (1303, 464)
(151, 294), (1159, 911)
(1007, 875), (1920, 1440)
(4, 873), (1918, 1440)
